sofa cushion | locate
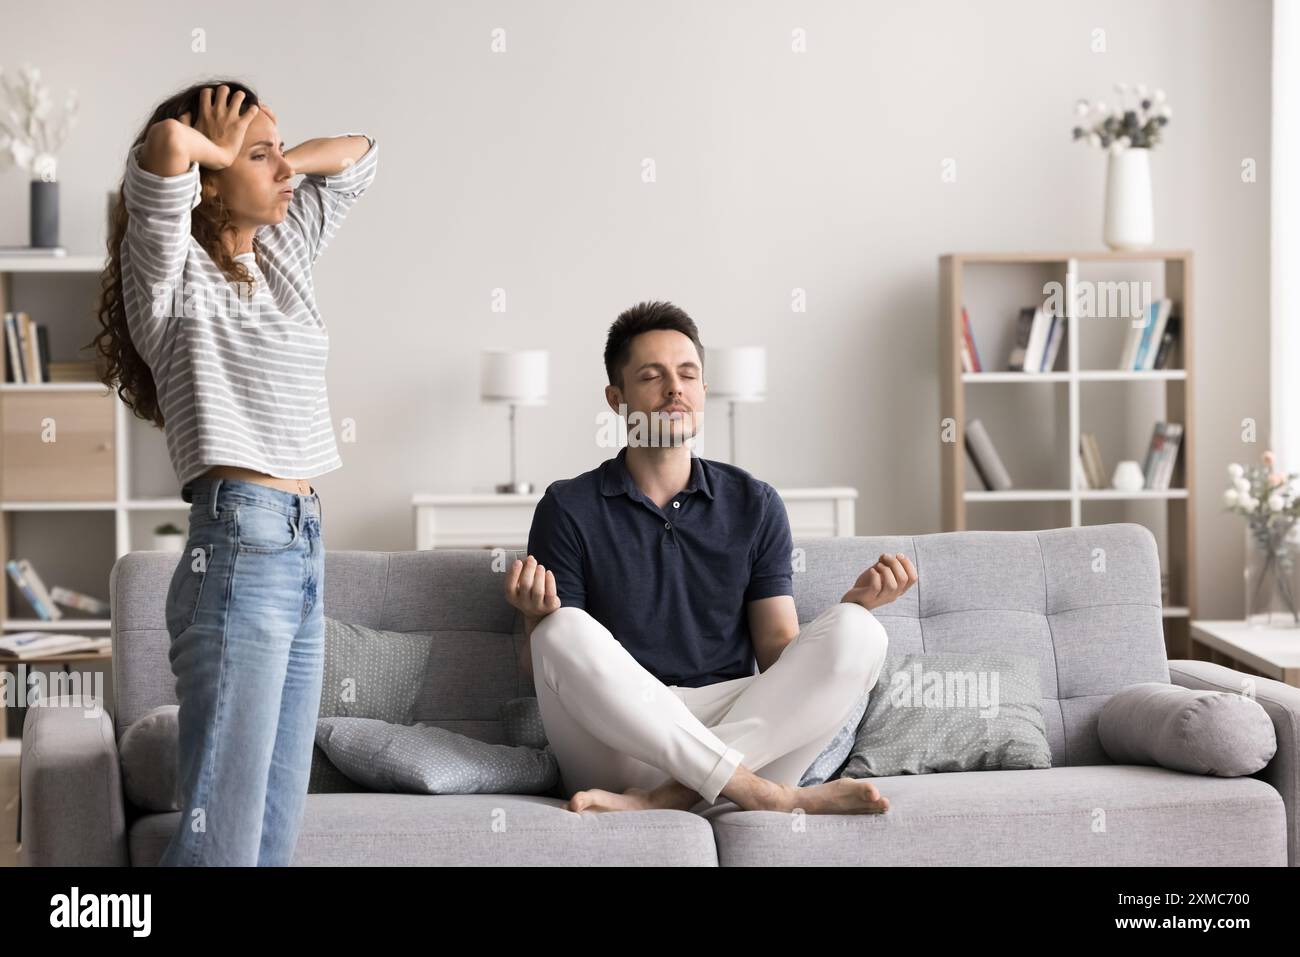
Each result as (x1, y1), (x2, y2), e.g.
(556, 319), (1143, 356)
(310, 616), (436, 792)
(1098, 681), (1277, 775)
(118, 704), (180, 811)
(128, 793), (719, 865)
(839, 652), (1052, 777)
(702, 765), (1287, 866)
(315, 716), (559, 794)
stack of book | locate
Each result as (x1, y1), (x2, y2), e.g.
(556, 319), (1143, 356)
(1006, 306), (1067, 373)
(1077, 433), (1107, 489)
(4, 311), (51, 383)
(1077, 423), (1184, 491)
(0, 632), (111, 659)
(1140, 421), (1184, 490)
(960, 300), (1180, 372)
(1118, 299), (1178, 371)
(4, 559), (109, 620)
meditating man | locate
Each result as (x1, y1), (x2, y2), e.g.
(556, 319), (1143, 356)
(505, 300), (917, 816)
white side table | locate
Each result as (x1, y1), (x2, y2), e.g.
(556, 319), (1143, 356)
(1189, 620), (1300, 688)
(413, 487), (857, 550)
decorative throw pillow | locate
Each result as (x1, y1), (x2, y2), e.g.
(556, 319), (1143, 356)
(315, 716), (559, 795)
(499, 697), (566, 799)
(118, 704), (181, 811)
(798, 688), (872, 786)
(309, 617), (435, 792)
(499, 696), (549, 750)
(839, 652), (1052, 778)
(1098, 682), (1277, 775)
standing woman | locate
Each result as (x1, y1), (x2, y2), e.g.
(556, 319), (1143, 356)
(92, 81), (378, 865)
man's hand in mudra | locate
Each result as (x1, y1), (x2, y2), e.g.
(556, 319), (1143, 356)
(840, 553), (917, 611)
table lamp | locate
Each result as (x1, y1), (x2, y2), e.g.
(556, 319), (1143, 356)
(707, 346), (766, 464)
(480, 349), (549, 493)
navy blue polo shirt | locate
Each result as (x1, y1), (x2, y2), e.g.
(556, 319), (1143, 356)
(526, 447), (794, 688)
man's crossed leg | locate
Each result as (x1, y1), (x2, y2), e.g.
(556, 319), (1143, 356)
(530, 601), (890, 815)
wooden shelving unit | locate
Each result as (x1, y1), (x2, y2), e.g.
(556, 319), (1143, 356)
(939, 251), (1195, 658)
(0, 255), (189, 748)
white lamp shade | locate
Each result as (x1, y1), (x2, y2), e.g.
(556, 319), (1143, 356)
(480, 350), (549, 405)
(707, 346), (766, 402)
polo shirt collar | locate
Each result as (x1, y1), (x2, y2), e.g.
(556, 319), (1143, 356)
(600, 446), (714, 501)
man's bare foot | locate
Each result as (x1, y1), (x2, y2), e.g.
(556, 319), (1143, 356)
(769, 777), (889, 814)
(569, 778), (701, 813)
(723, 771), (890, 815)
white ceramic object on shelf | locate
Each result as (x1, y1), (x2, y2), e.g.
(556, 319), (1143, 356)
(1112, 459), (1146, 492)
(1103, 147), (1154, 250)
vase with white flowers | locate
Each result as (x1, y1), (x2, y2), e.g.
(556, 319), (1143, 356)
(1224, 451), (1300, 627)
(1072, 83), (1172, 251)
(0, 65), (79, 249)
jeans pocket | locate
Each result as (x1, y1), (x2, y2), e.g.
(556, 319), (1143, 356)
(234, 503), (301, 554)
(166, 543), (214, 637)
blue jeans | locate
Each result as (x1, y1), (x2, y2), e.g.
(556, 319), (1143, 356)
(159, 477), (325, 866)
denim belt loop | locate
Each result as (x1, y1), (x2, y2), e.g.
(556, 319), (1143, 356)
(210, 478), (223, 520)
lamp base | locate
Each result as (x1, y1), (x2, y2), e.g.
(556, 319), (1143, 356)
(495, 480), (534, 494)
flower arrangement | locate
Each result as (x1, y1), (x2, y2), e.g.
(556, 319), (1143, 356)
(1072, 83), (1171, 152)
(0, 64), (79, 182)
(1224, 451), (1300, 625)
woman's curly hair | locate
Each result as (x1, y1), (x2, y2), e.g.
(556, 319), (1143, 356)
(91, 79), (267, 428)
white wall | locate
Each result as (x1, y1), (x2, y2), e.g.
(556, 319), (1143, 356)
(0, 0), (1273, 618)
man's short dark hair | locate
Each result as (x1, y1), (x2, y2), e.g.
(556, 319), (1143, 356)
(604, 300), (705, 390)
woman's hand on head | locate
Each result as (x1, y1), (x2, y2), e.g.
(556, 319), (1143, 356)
(177, 84), (259, 170)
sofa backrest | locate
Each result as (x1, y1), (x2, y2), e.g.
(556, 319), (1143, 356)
(109, 522), (1169, 767)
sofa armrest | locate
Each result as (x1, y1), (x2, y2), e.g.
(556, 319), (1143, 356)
(20, 694), (129, 866)
(1168, 659), (1299, 867)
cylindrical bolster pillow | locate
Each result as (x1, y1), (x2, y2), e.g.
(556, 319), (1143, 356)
(1098, 682), (1277, 776)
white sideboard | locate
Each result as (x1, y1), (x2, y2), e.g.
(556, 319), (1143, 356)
(412, 488), (857, 550)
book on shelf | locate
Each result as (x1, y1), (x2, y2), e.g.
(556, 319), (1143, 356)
(1141, 421), (1183, 490)
(1150, 314), (1180, 370)
(964, 418), (1014, 491)
(1119, 298), (1176, 371)
(0, 631), (110, 660)
(1079, 432), (1107, 489)
(1003, 306), (1065, 372)
(4, 310), (51, 383)
(48, 586), (110, 616)
(5, 559), (63, 620)
(960, 306), (983, 372)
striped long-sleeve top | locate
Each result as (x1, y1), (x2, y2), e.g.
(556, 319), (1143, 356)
(118, 132), (378, 486)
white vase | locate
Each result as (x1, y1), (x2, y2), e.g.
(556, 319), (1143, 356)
(1103, 147), (1154, 250)
(1112, 459), (1145, 492)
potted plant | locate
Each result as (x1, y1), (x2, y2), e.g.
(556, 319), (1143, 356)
(152, 522), (186, 552)
(1224, 451), (1300, 627)
(0, 64), (79, 248)
(1072, 83), (1171, 250)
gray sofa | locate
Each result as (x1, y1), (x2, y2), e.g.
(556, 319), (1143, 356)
(20, 522), (1297, 866)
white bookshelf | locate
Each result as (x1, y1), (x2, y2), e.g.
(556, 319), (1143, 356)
(939, 251), (1195, 658)
(1, 256), (188, 747)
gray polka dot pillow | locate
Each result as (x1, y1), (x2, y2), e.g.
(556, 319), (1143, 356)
(315, 716), (560, 795)
(839, 651), (1051, 777)
(310, 617), (437, 793)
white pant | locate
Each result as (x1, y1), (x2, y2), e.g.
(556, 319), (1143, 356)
(530, 601), (889, 812)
